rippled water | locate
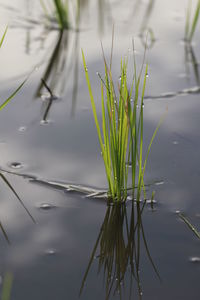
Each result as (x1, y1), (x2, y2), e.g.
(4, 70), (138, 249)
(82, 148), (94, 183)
(0, 0), (200, 299)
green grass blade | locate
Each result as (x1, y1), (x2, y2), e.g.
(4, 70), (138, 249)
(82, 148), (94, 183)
(0, 26), (8, 49)
(0, 78), (27, 111)
(81, 50), (104, 156)
(189, 0), (200, 41)
(179, 213), (200, 239)
(1, 273), (13, 300)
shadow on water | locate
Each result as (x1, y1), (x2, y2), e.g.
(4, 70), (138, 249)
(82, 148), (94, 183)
(80, 202), (160, 300)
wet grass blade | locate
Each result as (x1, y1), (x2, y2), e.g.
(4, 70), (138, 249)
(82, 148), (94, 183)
(0, 26), (8, 48)
(1, 273), (13, 300)
(0, 173), (35, 223)
(189, 0), (200, 41)
(179, 213), (200, 239)
(0, 77), (27, 111)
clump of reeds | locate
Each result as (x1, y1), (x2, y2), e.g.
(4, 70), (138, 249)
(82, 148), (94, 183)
(185, 0), (200, 42)
(82, 41), (160, 204)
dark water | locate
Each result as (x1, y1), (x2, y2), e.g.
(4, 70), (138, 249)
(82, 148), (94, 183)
(0, 0), (200, 299)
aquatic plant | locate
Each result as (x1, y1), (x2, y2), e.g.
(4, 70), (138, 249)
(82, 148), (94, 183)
(82, 41), (160, 203)
(185, 0), (200, 42)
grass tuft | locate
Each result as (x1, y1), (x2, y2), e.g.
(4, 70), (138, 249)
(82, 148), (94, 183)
(82, 42), (160, 204)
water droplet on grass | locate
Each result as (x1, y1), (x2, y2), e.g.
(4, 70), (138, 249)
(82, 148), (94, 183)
(146, 73), (149, 78)
(9, 162), (23, 169)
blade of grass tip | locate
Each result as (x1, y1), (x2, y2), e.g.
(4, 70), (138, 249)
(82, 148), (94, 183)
(110, 24), (115, 70)
(1, 272), (13, 300)
(81, 50), (104, 153)
(189, 0), (200, 42)
(185, 0), (192, 40)
(179, 213), (200, 239)
(0, 222), (10, 245)
(0, 77), (28, 111)
(0, 26), (8, 49)
(0, 173), (36, 223)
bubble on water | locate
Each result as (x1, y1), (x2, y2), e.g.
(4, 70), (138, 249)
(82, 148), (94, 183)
(155, 181), (164, 186)
(41, 93), (51, 101)
(39, 203), (56, 210)
(18, 126), (27, 132)
(189, 257), (200, 263)
(146, 199), (157, 205)
(40, 119), (50, 125)
(45, 249), (57, 255)
(8, 162), (23, 169)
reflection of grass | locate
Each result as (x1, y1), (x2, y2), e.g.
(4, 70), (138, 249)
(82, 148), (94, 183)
(0, 28), (35, 243)
(185, 0), (200, 42)
(80, 202), (160, 299)
(82, 42), (160, 203)
(40, 0), (69, 29)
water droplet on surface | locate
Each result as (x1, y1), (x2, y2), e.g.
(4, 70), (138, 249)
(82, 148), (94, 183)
(189, 257), (200, 263)
(146, 73), (149, 78)
(130, 98), (133, 102)
(84, 67), (88, 72)
(96, 71), (100, 76)
(18, 126), (27, 132)
(175, 210), (181, 214)
(39, 203), (56, 210)
(8, 162), (23, 169)
(146, 199), (157, 205)
(173, 141), (179, 145)
(41, 93), (51, 101)
(45, 249), (56, 255)
(40, 120), (50, 125)
(155, 181), (164, 186)
(118, 76), (122, 82)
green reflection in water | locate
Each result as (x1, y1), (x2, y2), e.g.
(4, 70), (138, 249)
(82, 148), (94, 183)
(80, 202), (160, 299)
